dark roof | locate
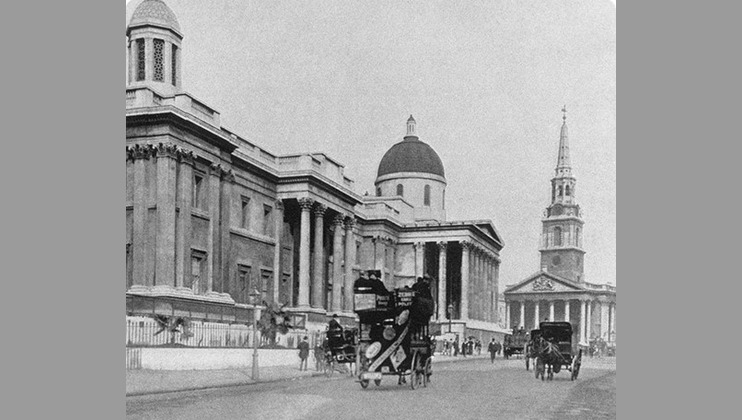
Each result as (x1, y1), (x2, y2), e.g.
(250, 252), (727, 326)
(377, 137), (445, 178)
(128, 0), (181, 35)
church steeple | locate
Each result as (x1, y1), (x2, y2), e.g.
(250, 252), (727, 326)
(540, 106), (585, 283)
(405, 115), (418, 139)
(556, 106), (572, 177)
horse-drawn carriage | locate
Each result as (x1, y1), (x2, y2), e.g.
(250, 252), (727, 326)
(533, 322), (582, 381)
(353, 273), (435, 390)
(503, 327), (529, 359)
(321, 327), (358, 377)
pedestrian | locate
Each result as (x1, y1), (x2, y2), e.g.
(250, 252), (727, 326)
(488, 338), (498, 363)
(298, 336), (310, 371)
(453, 337), (459, 357)
(461, 340), (467, 358)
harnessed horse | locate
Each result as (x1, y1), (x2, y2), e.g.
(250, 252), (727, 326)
(535, 338), (570, 381)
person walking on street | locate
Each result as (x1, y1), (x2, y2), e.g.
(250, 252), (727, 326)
(488, 338), (498, 363)
(298, 336), (310, 371)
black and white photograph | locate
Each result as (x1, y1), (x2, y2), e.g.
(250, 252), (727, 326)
(124, 1), (616, 418)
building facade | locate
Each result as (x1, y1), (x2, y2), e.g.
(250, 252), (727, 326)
(504, 109), (616, 346)
(125, 0), (506, 346)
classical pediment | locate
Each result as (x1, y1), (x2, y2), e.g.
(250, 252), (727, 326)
(505, 272), (583, 294)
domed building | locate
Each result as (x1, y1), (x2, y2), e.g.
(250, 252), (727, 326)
(375, 116), (447, 222)
(125, 1), (508, 367)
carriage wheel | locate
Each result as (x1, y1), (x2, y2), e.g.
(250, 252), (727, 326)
(424, 357), (432, 385)
(360, 379), (369, 389)
(410, 351), (422, 390)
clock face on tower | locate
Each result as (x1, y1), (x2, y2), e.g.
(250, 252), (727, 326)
(551, 205), (563, 216)
(552, 255), (561, 266)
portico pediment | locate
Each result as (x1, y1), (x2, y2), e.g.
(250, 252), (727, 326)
(505, 271), (583, 294)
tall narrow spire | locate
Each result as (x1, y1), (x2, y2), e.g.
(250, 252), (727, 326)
(556, 106), (572, 177)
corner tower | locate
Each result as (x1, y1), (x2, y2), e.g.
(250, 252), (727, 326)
(375, 116), (447, 221)
(126, 0), (183, 95)
(539, 107), (586, 283)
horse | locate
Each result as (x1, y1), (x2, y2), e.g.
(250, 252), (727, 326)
(535, 338), (569, 381)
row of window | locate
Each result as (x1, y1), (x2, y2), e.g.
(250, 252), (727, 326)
(133, 37), (178, 86)
(377, 184), (435, 206)
(552, 184), (573, 201)
(192, 173), (275, 237)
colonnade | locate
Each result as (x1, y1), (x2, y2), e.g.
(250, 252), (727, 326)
(504, 299), (616, 344)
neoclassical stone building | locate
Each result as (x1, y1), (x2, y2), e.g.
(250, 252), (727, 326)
(504, 109), (616, 346)
(125, 0), (505, 342)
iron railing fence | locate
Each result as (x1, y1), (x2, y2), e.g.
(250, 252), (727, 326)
(125, 317), (308, 349)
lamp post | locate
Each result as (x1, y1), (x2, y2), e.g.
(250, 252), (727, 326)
(447, 304), (454, 333)
(249, 288), (262, 381)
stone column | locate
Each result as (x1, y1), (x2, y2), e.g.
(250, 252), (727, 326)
(437, 241), (448, 320)
(207, 163), (222, 293)
(130, 145), (150, 287)
(505, 301), (510, 328)
(175, 149), (193, 289)
(534, 301), (540, 330)
(586, 301), (593, 341)
(145, 38), (154, 82)
(331, 214), (345, 313)
(297, 198), (314, 307)
(272, 200), (284, 304)
(311, 204), (327, 308)
(474, 249), (481, 320)
(219, 170), (234, 294)
(343, 218), (356, 313)
(415, 242), (424, 278)
(564, 300), (571, 323)
(580, 300), (587, 344)
(155, 144), (178, 288)
(460, 241), (471, 321)
(549, 301), (555, 322)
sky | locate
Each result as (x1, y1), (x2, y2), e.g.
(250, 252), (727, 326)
(126, 0), (616, 289)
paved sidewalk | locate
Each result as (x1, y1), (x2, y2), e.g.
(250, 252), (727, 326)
(126, 353), (493, 396)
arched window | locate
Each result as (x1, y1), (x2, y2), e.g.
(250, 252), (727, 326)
(554, 227), (562, 246)
(565, 185), (571, 196)
(558, 186), (563, 197)
(424, 185), (431, 206)
(376, 187), (381, 197)
(396, 184), (404, 197)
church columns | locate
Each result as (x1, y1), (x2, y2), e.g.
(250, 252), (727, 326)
(312, 204), (327, 308)
(459, 241), (470, 321)
(580, 300), (587, 344)
(505, 301), (510, 328)
(438, 241), (448, 320)
(343, 218), (356, 313)
(331, 214), (345, 313)
(564, 300), (571, 323)
(586, 300), (593, 341)
(549, 301), (555, 322)
(297, 198), (313, 307)
(534, 301), (540, 330)
(520, 301), (525, 328)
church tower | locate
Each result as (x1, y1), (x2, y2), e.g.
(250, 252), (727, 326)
(539, 107), (586, 283)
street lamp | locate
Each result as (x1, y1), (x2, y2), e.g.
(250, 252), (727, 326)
(249, 288), (262, 381)
(447, 304), (454, 333)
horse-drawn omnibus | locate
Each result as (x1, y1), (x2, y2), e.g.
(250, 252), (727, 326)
(353, 272), (434, 390)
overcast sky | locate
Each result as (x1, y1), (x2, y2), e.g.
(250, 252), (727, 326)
(126, 0), (616, 289)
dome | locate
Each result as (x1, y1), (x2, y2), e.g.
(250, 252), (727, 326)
(128, 0), (181, 36)
(377, 137), (445, 178)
